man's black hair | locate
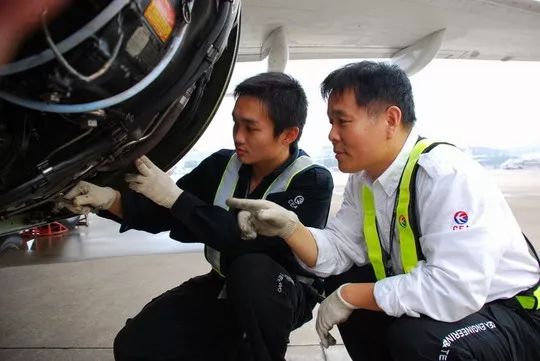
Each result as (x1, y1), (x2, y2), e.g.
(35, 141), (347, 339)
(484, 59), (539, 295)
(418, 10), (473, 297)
(234, 72), (308, 149)
(321, 61), (416, 125)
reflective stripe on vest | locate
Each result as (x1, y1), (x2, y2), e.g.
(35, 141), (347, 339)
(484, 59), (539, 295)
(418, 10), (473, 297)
(362, 139), (435, 280)
(362, 187), (386, 280)
(516, 286), (540, 310)
(363, 140), (540, 311)
(206, 153), (315, 275)
(516, 234), (540, 310)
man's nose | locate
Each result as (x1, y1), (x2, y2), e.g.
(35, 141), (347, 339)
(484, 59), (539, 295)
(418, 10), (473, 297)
(328, 124), (339, 143)
(233, 126), (245, 144)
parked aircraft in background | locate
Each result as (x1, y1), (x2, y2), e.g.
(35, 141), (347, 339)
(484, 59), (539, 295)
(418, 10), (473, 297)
(1, 0), (539, 238)
(465, 145), (540, 169)
(501, 155), (540, 170)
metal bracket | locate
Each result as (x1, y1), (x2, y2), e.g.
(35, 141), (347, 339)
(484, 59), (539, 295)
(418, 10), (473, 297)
(261, 27), (289, 72)
(392, 28), (446, 76)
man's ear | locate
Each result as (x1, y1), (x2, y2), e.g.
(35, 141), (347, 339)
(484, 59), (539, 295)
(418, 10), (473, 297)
(384, 106), (402, 138)
(280, 126), (300, 145)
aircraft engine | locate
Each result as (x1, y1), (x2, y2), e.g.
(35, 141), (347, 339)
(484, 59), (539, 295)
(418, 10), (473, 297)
(0, 0), (240, 234)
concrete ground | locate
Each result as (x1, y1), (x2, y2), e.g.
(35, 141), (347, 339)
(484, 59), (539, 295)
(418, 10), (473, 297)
(0, 251), (350, 361)
(1, 169), (539, 361)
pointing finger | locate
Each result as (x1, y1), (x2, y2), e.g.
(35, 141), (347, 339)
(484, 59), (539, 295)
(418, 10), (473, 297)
(226, 197), (270, 212)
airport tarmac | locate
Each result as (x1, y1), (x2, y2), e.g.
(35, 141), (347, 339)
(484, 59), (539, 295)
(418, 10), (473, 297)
(0, 169), (539, 361)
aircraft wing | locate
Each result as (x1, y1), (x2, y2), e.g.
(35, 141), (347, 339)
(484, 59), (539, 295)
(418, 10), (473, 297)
(1, 0), (538, 237)
(239, 0), (540, 69)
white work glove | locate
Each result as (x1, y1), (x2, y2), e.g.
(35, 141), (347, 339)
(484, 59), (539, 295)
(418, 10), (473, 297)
(125, 155), (183, 209)
(225, 198), (299, 239)
(57, 180), (117, 214)
(316, 283), (356, 348)
(237, 210), (257, 240)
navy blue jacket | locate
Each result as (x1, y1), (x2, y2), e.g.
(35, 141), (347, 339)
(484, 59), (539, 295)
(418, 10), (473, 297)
(105, 147), (333, 276)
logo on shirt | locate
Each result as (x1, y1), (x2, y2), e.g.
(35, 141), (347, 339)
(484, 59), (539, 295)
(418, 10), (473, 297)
(453, 211), (468, 224)
(452, 210), (470, 231)
(398, 214), (407, 228)
(276, 273), (294, 293)
(288, 195), (304, 209)
(439, 321), (496, 359)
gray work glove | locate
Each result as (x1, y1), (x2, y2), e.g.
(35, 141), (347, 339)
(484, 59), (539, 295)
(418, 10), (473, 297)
(125, 155), (183, 209)
(57, 180), (117, 214)
(226, 198), (299, 239)
(316, 283), (356, 348)
(237, 210), (258, 240)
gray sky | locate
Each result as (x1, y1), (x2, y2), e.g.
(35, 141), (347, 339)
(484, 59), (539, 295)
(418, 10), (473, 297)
(189, 58), (540, 157)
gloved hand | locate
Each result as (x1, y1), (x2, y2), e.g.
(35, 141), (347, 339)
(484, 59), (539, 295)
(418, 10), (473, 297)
(125, 155), (183, 209)
(226, 198), (299, 239)
(57, 180), (117, 214)
(237, 210), (257, 240)
(316, 283), (356, 348)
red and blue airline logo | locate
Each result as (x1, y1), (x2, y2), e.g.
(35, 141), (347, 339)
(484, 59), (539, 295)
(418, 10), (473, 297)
(454, 211), (468, 224)
(452, 211), (469, 231)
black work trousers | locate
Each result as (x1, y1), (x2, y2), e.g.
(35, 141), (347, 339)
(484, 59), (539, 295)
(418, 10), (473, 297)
(325, 265), (540, 361)
(113, 253), (316, 361)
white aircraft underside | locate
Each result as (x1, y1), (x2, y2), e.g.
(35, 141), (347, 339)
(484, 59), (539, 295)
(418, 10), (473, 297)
(239, 0), (540, 73)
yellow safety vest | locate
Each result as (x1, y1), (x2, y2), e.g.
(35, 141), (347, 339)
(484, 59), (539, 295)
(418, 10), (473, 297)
(516, 235), (540, 310)
(362, 138), (436, 280)
(206, 153), (315, 276)
(362, 139), (540, 310)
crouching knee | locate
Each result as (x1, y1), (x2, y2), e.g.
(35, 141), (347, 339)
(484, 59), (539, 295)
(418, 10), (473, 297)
(227, 254), (280, 288)
(113, 324), (136, 361)
(385, 318), (442, 361)
(226, 253), (294, 304)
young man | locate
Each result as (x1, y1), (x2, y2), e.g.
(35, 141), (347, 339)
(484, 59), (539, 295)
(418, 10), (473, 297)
(228, 62), (540, 360)
(60, 72), (333, 361)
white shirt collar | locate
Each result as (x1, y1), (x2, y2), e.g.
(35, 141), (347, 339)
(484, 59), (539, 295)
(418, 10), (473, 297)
(361, 127), (419, 196)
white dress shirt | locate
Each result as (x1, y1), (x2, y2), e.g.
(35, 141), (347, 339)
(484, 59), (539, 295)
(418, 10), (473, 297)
(305, 128), (540, 322)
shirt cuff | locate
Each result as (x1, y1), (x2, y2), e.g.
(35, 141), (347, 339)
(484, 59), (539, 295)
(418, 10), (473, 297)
(373, 276), (420, 318)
